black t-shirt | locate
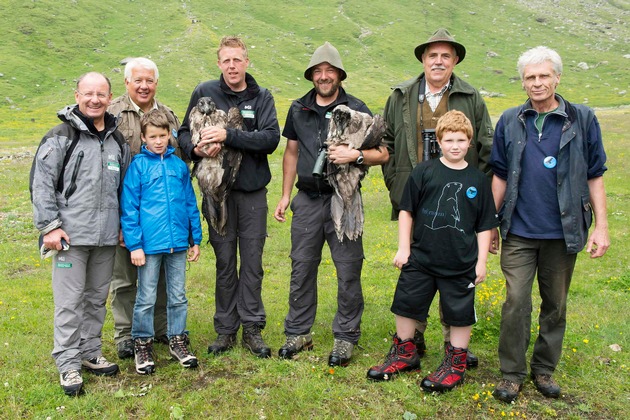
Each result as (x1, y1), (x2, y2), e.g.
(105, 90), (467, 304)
(399, 159), (499, 277)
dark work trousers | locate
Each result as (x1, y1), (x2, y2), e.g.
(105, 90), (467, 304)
(209, 188), (268, 334)
(498, 234), (577, 384)
(284, 191), (365, 345)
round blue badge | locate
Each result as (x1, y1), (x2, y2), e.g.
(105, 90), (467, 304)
(466, 187), (478, 199)
(543, 156), (557, 169)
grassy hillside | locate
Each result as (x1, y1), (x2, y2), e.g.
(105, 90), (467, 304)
(1, 0), (629, 146)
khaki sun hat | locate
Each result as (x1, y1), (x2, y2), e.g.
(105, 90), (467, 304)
(414, 28), (466, 64)
(304, 41), (347, 81)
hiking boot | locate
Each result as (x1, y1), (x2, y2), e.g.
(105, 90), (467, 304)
(278, 334), (314, 359)
(328, 339), (354, 367)
(117, 339), (134, 360)
(367, 334), (420, 381)
(493, 379), (522, 403)
(134, 338), (156, 375)
(242, 325), (272, 358)
(531, 373), (561, 398)
(466, 349), (479, 368)
(81, 356), (119, 376)
(60, 369), (83, 396)
(414, 329), (427, 358)
(169, 334), (198, 368)
(421, 343), (467, 392)
(444, 341), (478, 368)
(207, 333), (236, 355)
(155, 334), (170, 345)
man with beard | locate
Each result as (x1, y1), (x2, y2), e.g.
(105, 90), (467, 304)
(274, 42), (389, 367)
(381, 29), (495, 368)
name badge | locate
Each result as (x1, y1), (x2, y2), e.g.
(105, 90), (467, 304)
(241, 110), (255, 119)
(107, 161), (120, 172)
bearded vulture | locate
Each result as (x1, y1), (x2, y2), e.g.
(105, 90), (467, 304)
(189, 96), (243, 237)
(325, 104), (386, 242)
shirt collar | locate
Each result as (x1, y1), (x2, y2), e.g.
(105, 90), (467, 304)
(129, 97), (158, 115)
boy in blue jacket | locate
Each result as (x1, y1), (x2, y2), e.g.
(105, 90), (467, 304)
(121, 109), (202, 374)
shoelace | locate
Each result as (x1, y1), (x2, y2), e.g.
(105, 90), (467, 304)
(64, 370), (81, 382)
(92, 356), (108, 365)
(332, 340), (350, 355)
(136, 342), (153, 362)
(171, 337), (189, 356)
(285, 335), (303, 349)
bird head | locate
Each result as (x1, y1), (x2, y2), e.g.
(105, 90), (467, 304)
(197, 97), (217, 115)
(331, 105), (352, 138)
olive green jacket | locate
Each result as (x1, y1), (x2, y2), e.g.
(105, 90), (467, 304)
(108, 93), (182, 158)
(381, 73), (494, 219)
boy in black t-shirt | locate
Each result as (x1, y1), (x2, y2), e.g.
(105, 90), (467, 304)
(367, 111), (499, 392)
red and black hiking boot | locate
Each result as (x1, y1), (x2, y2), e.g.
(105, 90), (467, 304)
(420, 342), (467, 392)
(367, 334), (420, 381)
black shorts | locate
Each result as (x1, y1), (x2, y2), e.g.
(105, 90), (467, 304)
(390, 257), (477, 326)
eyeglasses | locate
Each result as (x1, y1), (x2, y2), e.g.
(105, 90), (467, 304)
(76, 90), (109, 100)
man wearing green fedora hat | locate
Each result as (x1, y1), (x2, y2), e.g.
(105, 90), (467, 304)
(379, 28), (496, 374)
(274, 41), (389, 367)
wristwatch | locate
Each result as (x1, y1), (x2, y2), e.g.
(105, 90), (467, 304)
(356, 150), (364, 164)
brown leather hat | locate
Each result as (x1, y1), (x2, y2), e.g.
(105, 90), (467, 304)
(414, 28), (466, 64)
(304, 42), (347, 81)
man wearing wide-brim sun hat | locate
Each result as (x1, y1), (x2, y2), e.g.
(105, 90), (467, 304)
(413, 28), (467, 63)
(375, 28), (496, 383)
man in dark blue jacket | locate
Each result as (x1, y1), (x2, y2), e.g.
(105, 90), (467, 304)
(178, 36), (280, 359)
(273, 42), (389, 367)
(491, 46), (609, 403)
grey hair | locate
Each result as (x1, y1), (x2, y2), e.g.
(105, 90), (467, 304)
(517, 46), (563, 80)
(124, 57), (159, 82)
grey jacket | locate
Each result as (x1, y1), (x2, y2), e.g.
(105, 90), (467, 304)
(32, 105), (130, 246)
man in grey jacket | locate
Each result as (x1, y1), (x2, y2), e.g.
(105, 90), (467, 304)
(108, 58), (181, 359)
(32, 72), (129, 396)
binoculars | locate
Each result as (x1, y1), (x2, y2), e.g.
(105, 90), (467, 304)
(422, 129), (441, 161)
(312, 146), (328, 178)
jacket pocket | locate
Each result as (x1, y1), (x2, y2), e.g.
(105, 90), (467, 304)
(581, 195), (593, 230)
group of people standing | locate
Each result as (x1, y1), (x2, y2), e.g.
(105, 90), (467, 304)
(32, 28), (609, 403)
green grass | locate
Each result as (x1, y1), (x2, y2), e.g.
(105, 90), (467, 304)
(0, 0), (629, 418)
(1, 109), (628, 418)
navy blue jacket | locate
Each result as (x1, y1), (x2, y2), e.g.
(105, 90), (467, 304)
(491, 95), (607, 253)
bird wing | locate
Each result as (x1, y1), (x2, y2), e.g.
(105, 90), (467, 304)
(189, 108), (205, 146)
(360, 113), (386, 150)
(227, 107), (243, 130)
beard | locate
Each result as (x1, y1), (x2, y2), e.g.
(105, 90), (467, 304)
(314, 79), (340, 98)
